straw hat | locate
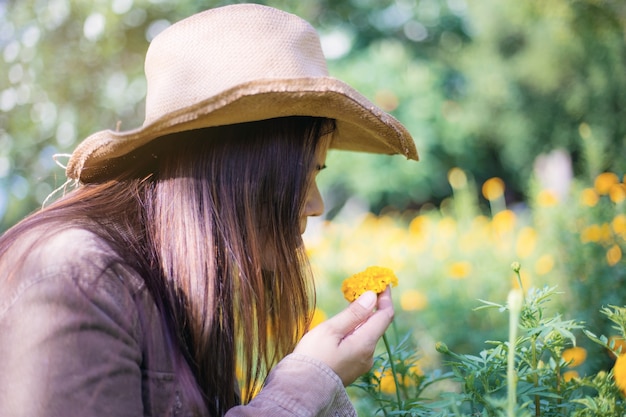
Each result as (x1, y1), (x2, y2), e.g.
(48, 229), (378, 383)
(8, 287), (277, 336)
(66, 3), (418, 182)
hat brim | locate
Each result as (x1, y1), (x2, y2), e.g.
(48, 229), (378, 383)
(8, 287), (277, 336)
(66, 77), (418, 182)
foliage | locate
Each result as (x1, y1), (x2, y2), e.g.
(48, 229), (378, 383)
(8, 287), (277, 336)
(529, 170), (626, 373)
(345, 272), (626, 416)
(307, 170), (626, 414)
(2, 0), (626, 229)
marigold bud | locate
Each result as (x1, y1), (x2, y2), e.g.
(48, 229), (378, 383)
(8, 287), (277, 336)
(435, 341), (449, 354)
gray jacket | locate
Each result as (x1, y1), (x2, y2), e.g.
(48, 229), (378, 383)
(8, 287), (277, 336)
(0, 226), (356, 417)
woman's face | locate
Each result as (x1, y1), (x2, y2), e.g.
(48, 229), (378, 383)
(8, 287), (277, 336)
(299, 133), (331, 234)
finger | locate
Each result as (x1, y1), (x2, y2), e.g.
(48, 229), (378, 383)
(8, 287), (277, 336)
(376, 286), (394, 317)
(327, 291), (377, 336)
(345, 287), (395, 342)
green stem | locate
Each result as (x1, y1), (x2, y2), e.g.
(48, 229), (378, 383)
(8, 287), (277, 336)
(382, 332), (403, 411)
(507, 327), (518, 417)
(507, 290), (522, 417)
(532, 337), (540, 416)
(514, 269), (526, 303)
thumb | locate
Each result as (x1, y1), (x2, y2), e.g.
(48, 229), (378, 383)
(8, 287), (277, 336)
(330, 291), (378, 336)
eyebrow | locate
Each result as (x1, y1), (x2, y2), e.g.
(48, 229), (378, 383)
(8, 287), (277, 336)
(316, 164), (327, 171)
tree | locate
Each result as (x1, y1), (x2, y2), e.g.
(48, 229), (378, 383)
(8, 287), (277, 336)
(1, 0), (624, 230)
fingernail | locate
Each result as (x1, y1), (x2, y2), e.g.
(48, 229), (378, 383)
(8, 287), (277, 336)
(357, 291), (376, 308)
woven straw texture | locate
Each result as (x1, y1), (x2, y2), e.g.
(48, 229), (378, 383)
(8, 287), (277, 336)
(66, 3), (418, 182)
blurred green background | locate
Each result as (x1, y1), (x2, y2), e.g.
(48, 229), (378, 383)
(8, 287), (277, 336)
(2, 0), (625, 226)
(2, 0), (626, 385)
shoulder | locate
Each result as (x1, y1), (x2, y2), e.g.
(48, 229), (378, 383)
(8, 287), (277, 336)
(0, 223), (146, 322)
(0, 224), (162, 416)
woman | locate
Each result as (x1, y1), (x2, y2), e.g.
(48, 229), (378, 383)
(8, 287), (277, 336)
(0, 4), (417, 417)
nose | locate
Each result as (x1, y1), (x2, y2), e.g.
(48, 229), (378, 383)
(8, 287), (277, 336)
(304, 181), (324, 218)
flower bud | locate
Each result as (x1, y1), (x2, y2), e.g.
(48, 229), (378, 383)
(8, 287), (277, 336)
(435, 341), (449, 354)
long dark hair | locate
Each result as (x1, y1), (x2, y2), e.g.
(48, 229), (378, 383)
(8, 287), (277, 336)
(0, 116), (334, 416)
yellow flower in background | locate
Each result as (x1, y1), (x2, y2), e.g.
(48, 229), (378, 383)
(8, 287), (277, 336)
(534, 254), (555, 275)
(341, 266), (398, 302)
(580, 223), (611, 244)
(580, 224), (602, 243)
(408, 215), (430, 253)
(594, 172), (620, 195)
(610, 184), (626, 204)
(516, 227), (537, 258)
(562, 370), (579, 382)
(400, 289), (428, 311)
(537, 189), (559, 207)
(482, 177), (505, 201)
(492, 209), (516, 236)
(607, 244), (622, 266)
(378, 371), (397, 394)
(580, 188), (599, 207)
(409, 215), (430, 236)
(612, 214), (626, 236)
(448, 261), (472, 279)
(562, 346), (587, 367)
(308, 308), (327, 330)
(613, 353), (626, 395)
(375, 365), (422, 395)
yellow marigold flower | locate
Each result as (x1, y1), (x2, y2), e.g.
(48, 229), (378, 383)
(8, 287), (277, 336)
(563, 370), (579, 382)
(595, 172), (620, 195)
(580, 188), (599, 207)
(580, 225), (601, 243)
(448, 261), (472, 279)
(537, 189), (559, 207)
(492, 209), (516, 235)
(375, 366), (421, 395)
(534, 254), (555, 275)
(341, 266), (398, 302)
(607, 244), (622, 266)
(409, 215), (430, 236)
(516, 227), (537, 259)
(610, 184), (626, 204)
(562, 346), (587, 367)
(400, 289), (428, 311)
(378, 371), (397, 394)
(482, 177), (505, 201)
(613, 214), (626, 236)
(613, 353), (626, 395)
(308, 308), (327, 330)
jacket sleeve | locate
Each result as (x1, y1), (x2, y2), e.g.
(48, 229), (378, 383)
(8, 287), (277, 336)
(226, 354), (356, 417)
(0, 263), (146, 417)
(0, 228), (357, 417)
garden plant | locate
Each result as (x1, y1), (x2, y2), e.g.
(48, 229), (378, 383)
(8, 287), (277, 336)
(306, 170), (626, 416)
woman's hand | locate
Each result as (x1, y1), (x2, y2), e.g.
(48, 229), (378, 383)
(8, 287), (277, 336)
(293, 287), (395, 386)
